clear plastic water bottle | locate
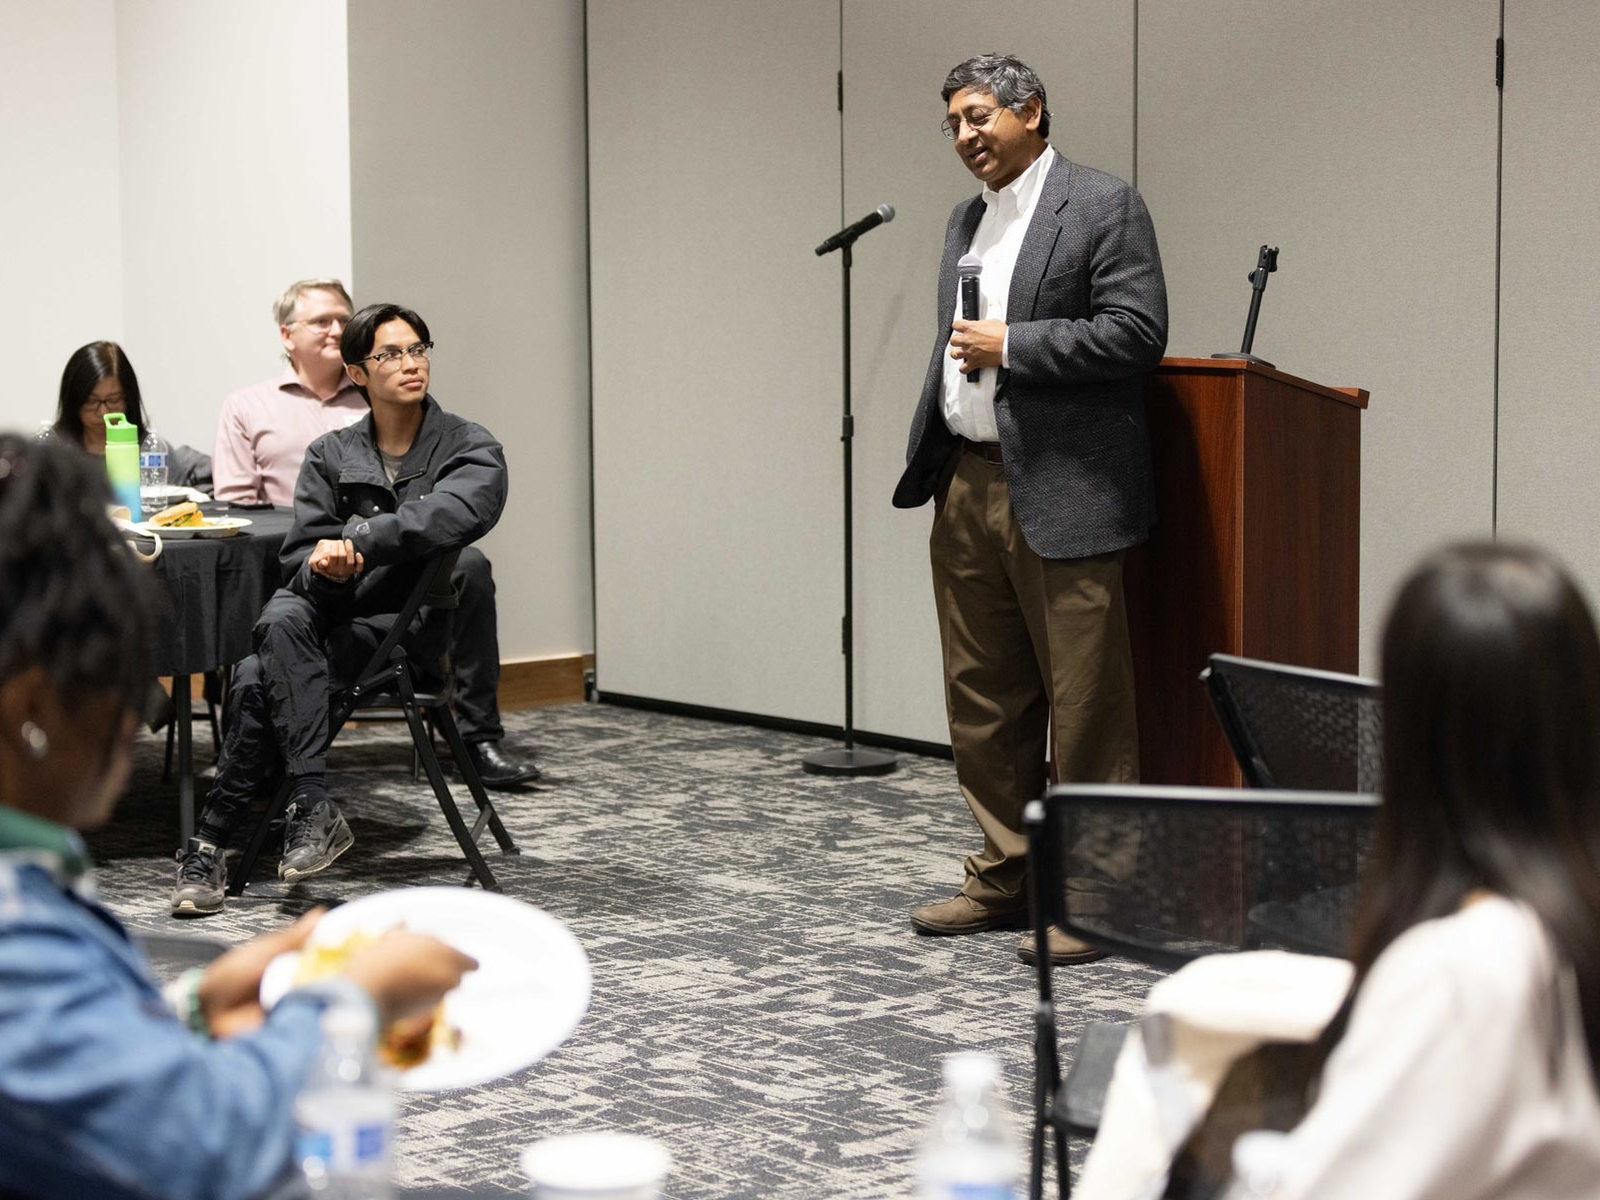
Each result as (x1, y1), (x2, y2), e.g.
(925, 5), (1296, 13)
(139, 428), (168, 518)
(295, 1003), (395, 1199)
(917, 1051), (1021, 1200)
(1222, 1130), (1290, 1199)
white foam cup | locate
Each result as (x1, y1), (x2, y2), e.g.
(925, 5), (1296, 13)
(520, 1132), (671, 1200)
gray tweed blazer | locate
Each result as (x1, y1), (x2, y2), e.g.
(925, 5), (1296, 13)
(892, 152), (1168, 560)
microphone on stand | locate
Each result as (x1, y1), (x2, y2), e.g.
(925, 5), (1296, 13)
(1212, 244), (1280, 367)
(814, 204), (896, 256)
(958, 253), (982, 384)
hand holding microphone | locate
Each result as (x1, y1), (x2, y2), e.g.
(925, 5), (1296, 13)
(957, 253), (983, 383)
(949, 253), (1006, 379)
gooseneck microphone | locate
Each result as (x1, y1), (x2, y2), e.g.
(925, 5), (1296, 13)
(814, 204), (896, 256)
(958, 252), (982, 384)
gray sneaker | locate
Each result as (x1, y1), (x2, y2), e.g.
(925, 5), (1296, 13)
(170, 839), (226, 917)
(279, 798), (354, 881)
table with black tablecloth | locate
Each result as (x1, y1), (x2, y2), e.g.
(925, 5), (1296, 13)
(147, 507), (294, 847)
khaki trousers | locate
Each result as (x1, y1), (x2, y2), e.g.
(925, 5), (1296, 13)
(930, 444), (1140, 907)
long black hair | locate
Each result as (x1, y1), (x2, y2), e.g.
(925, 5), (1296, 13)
(53, 341), (147, 447)
(1338, 542), (1600, 1079)
(0, 433), (157, 729)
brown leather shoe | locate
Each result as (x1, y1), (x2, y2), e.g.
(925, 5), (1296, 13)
(911, 893), (1030, 936)
(1017, 926), (1107, 966)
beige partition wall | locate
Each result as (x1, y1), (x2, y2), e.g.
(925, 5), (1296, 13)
(1496, 1), (1600, 593)
(589, 1), (1510, 737)
(588, 1), (844, 718)
(3, 0), (123, 424)
(844, 3), (1137, 744)
(349, 0), (593, 664)
(1138, 0), (1501, 668)
(117, 0), (353, 453)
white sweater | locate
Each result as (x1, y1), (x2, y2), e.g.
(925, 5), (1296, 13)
(1273, 896), (1600, 1199)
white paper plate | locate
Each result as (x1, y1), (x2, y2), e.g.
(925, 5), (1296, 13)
(260, 887), (590, 1091)
(130, 516), (251, 540)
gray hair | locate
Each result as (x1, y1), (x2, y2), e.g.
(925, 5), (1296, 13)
(942, 54), (1051, 139)
(272, 278), (354, 327)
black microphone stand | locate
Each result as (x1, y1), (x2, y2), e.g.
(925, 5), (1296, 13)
(1212, 244), (1280, 367)
(803, 238), (896, 777)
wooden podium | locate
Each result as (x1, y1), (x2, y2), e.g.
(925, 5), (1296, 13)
(1125, 358), (1369, 787)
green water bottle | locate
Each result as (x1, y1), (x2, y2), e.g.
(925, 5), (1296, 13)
(104, 413), (144, 518)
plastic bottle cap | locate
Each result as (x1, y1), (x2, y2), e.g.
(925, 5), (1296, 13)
(321, 1002), (377, 1040)
(104, 414), (138, 443)
(1231, 1130), (1289, 1194)
(942, 1051), (1001, 1090)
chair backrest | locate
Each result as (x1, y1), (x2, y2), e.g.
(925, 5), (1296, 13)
(1203, 653), (1383, 792)
(1027, 784), (1379, 970)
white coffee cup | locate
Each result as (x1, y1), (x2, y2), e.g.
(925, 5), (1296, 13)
(520, 1132), (671, 1200)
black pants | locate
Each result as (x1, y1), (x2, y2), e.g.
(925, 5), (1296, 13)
(450, 547), (503, 744)
(196, 590), (450, 843)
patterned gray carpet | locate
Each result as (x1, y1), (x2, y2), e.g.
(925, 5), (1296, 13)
(88, 702), (1164, 1198)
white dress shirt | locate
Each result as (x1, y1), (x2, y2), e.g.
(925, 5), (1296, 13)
(941, 144), (1056, 444)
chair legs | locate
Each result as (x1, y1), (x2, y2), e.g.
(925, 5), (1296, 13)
(431, 706), (518, 854)
(224, 652), (518, 897)
(1027, 801), (1073, 1200)
(409, 712), (434, 783)
(396, 687), (500, 892)
(227, 778), (293, 896)
(395, 661), (518, 889)
(1031, 999), (1071, 1200)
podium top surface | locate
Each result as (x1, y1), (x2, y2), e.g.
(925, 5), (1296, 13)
(1157, 357), (1369, 409)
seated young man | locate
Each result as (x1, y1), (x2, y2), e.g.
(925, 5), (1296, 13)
(172, 302), (509, 916)
(215, 278), (536, 788)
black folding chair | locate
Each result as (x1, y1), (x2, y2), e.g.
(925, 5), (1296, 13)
(226, 550), (518, 896)
(1023, 784), (1379, 1199)
(1202, 653), (1383, 792)
(161, 672), (223, 782)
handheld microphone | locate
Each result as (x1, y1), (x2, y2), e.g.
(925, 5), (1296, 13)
(958, 252), (982, 383)
(814, 203), (895, 256)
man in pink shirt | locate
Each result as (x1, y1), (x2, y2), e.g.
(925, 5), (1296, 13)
(213, 279), (368, 506)
(214, 279), (537, 789)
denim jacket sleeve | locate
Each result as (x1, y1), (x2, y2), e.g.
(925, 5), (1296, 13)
(0, 870), (327, 1200)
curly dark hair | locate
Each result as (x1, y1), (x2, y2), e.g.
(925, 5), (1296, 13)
(0, 432), (158, 720)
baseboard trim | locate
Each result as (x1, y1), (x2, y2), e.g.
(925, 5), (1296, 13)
(595, 691), (953, 760)
(499, 653), (596, 710)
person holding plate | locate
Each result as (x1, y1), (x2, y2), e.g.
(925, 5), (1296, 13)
(0, 432), (476, 1200)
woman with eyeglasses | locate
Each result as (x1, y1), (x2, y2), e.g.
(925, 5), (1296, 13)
(0, 432), (476, 1200)
(51, 340), (210, 488)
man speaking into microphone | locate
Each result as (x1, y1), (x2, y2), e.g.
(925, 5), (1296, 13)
(893, 54), (1167, 966)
